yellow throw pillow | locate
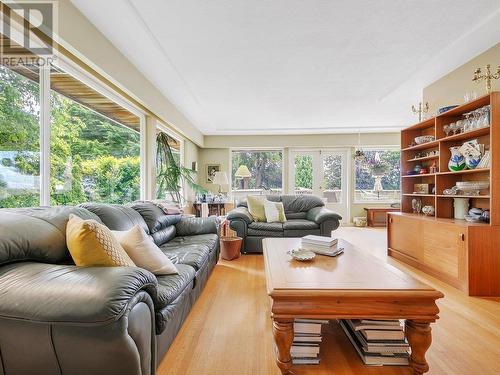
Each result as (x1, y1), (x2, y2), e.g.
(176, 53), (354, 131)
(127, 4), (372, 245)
(66, 214), (135, 267)
(247, 195), (267, 222)
(276, 203), (287, 222)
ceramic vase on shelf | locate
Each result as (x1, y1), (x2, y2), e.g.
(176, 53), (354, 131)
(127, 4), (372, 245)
(422, 205), (435, 216)
(412, 198), (422, 214)
(465, 154), (481, 169)
(448, 147), (466, 171)
(453, 198), (469, 220)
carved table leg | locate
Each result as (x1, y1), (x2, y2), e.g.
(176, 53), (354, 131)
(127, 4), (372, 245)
(406, 320), (432, 375)
(272, 319), (294, 374)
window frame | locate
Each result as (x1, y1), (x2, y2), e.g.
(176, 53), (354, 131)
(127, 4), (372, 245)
(352, 146), (401, 204)
(230, 147), (285, 194)
(31, 56), (148, 206)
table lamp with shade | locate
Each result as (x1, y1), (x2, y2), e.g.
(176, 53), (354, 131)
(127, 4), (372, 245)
(212, 171), (229, 193)
(235, 165), (251, 189)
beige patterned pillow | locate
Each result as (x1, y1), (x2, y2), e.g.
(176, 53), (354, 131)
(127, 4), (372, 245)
(66, 214), (135, 267)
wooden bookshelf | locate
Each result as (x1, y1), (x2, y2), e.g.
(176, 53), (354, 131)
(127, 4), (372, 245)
(388, 92), (500, 297)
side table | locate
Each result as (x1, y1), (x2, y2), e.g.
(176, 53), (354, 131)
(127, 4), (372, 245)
(364, 207), (400, 227)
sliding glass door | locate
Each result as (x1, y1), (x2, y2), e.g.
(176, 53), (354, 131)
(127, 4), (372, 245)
(289, 149), (349, 223)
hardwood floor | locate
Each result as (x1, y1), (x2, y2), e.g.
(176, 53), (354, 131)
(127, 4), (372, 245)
(157, 227), (500, 375)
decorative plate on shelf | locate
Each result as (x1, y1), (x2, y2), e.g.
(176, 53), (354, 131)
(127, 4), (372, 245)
(438, 105), (459, 114)
(287, 249), (316, 261)
(414, 135), (435, 145)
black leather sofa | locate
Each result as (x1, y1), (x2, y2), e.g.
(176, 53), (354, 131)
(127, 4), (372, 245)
(227, 195), (342, 253)
(0, 201), (219, 375)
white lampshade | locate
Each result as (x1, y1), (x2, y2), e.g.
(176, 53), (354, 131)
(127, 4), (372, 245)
(212, 171), (229, 185)
(235, 165), (251, 178)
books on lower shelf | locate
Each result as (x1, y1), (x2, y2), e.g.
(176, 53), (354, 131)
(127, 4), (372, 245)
(292, 319), (329, 365)
(340, 319), (410, 366)
(301, 235), (343, 256)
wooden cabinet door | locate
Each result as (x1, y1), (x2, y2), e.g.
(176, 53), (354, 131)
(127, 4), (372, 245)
(422, 222), (467, 290)
(388, 215), (422, 260)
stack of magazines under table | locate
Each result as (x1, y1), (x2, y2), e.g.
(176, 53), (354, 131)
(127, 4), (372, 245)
(291, 319), (330, 365)
(339, 319), (410, 366)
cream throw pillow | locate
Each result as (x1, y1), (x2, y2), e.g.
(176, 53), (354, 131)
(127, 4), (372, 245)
(264, 201), (287, 223)
(66, 214), (135, 267)
(112, 225), (178, 275)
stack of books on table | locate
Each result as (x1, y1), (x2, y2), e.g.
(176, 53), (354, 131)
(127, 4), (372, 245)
(292, 319), (329, 365)
(301, 235), (343, 256)
(339, 319), (410, 366)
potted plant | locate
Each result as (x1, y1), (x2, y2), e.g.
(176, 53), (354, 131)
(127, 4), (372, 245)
(156, 132), (206, 204)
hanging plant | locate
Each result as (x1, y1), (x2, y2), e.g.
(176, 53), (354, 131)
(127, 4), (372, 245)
(354, 148), (366, 162)
(156, 132), (206, 204)
(368, 152), (389, 177)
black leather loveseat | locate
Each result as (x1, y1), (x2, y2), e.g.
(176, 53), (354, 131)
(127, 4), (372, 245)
(227, 194), (341, 253)
(0, 201), (219, 375)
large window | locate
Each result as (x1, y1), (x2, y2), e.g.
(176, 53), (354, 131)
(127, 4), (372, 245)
(1, 51), (144, 208)
(354, 149), (401, 202)
(50, 86), (140, 205)
(231, 150), (283, 193)
(0, 65), (40, 208)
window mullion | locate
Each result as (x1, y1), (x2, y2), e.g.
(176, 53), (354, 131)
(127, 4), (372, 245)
(39, 66), (51, 206)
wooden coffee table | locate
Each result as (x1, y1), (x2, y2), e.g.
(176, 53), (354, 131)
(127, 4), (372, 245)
(263, 238), (443, 375)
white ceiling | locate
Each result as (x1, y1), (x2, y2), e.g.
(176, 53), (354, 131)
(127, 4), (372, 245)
(72, 0), (500, 135)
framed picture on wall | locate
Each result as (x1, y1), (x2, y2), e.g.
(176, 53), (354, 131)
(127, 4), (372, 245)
(206, 164), (220, 183)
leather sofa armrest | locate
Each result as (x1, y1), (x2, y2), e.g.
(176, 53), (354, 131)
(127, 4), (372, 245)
(0, 262), (158, 325)
(227, 206), (253, 225)
(306, 206), (342, 224)
(175, 216), (219, 236)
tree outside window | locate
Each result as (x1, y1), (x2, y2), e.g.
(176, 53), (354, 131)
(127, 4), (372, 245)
(49, 88), (140, 205)
(0, 65), (40, 207)
(231, 150), (283, 192)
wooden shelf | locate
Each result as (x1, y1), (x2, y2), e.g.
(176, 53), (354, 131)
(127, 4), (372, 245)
(438, 126), (490, 143)
(405, 117), (436, 131)
(402, 173), (436, 178)
(436, 93), (490, 118)
(391, 92), (499, 297)
(401, 140), (439, 152)
(407, 155), (439, 162)
(437, 168), (490, 175)
(436, 195), (490, 199)
(389, 211), (489, 227)
(403, 194), (435, 197)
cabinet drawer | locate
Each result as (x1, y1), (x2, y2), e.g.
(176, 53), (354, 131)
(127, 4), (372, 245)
(388, 215), (422, 260)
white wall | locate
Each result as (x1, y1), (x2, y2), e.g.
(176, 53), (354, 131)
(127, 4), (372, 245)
(423, 43), (500, 111)
(183, 139), (201, 202)
(204, 133), (400, 149)
(198, 148), (231, 193)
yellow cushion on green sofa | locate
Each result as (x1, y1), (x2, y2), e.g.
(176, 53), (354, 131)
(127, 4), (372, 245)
(66, 214), (135, 267)
(247, 195), (267, 222)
